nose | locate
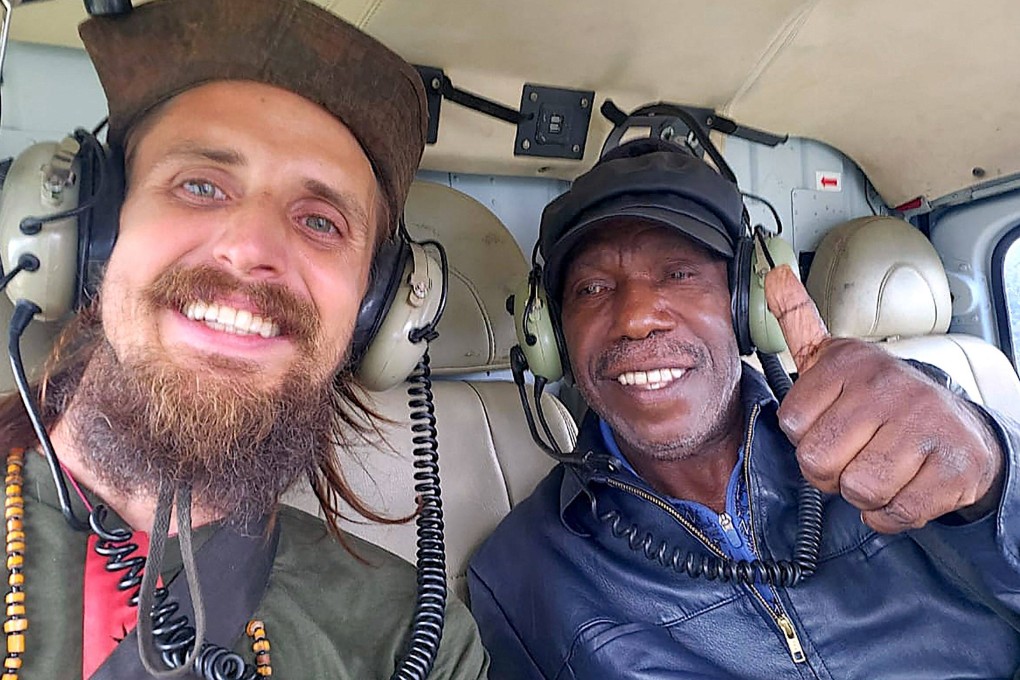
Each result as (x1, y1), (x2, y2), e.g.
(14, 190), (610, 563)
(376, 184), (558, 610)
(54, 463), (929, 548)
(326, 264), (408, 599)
(211, 194), (290, 279)
(611, 279), (673, 341)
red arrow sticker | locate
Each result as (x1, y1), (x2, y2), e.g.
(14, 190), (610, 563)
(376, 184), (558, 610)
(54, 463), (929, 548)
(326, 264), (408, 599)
(816, 171), (842, 192)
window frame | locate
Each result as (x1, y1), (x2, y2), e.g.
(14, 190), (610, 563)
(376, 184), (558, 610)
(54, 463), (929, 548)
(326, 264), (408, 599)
(989, 223), (1020, 368)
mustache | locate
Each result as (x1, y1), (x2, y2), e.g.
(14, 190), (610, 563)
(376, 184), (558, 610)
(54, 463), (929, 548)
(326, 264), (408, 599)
(596, 337), (708, 376)
(144, 265), (320, 348)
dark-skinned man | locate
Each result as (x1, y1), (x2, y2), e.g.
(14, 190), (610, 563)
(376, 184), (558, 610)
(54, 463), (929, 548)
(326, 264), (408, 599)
(0, 0), (488, 677)
(468, 138), (1019, 678)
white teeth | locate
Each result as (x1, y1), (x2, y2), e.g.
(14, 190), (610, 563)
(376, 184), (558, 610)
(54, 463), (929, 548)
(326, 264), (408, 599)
(616, 368), (687, 390)
(217, 306), (236, 326)
(183, 301), (280, 338)
(235, 309), (253, 330)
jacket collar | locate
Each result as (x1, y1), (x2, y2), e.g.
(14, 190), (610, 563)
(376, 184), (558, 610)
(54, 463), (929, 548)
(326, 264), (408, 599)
(559, 362), (780, 522)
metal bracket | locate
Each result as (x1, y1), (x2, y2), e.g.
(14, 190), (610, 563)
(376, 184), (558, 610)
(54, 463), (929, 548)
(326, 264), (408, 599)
(601, 99), (787, 148)
(514, 84), (594, 160)
(415, 66), (444, 145)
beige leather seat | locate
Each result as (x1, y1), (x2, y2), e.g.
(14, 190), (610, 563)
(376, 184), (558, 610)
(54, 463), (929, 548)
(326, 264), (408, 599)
(805, 215), (1020, 421)
(283, 181), (575, 603)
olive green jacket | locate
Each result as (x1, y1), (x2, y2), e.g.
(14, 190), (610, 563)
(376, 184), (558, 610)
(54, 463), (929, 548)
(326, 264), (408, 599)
(6, 451), (489, 679)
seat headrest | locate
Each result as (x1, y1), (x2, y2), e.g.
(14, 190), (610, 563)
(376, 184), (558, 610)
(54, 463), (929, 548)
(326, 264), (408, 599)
(805, 216), (952, 340)
(404, 181), (528, 374)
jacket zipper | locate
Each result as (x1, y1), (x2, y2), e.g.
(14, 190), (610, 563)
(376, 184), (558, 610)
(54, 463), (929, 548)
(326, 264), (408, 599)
(742, 403), (807, 665)
(601, 402), (808, 666)
(603, 477), (726, 558)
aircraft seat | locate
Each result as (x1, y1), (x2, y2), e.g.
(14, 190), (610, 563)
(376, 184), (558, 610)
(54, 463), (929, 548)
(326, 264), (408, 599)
(282, 181), (576, 604)
(804, 215), (1020, 422)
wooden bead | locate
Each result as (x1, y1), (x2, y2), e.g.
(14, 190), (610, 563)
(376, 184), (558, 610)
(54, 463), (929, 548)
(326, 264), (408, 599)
(3, 655), (20, 669)
(2, 595), (22, 606)
(6, 575), (22, 588)
(3, 620), (26, 635)
(6, 633), (24, 654)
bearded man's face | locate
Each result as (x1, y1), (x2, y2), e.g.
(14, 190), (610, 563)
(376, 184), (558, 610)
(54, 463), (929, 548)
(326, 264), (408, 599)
(70, 80), (383, 523)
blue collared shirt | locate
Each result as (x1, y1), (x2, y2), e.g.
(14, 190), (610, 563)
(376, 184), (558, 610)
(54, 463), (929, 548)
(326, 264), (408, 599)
(598, 417), (779, 608)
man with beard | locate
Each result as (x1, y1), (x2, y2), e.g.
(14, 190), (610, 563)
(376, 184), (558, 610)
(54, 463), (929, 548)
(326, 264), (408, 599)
(468, 139), (1020, 678)
(0, 0), (488, 678)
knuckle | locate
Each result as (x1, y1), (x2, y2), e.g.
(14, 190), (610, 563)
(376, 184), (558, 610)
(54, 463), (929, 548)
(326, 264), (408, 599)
(839, 471), (894, 509)
(777, 406), (808, 442)
(879, 500), (924, 529)
(797, 446), (838, 491)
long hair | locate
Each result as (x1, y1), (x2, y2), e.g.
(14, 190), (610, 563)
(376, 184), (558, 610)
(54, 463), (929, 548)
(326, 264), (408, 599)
(0, 303), (405, 547)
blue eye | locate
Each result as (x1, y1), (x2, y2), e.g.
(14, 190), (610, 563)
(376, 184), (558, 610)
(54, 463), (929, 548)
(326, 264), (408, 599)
(182, 180), (225, 200)
(304, 215), (337, 234)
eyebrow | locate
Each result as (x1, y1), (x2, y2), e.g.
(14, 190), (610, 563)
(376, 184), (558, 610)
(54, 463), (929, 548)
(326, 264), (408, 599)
(157, 141), (247, 168)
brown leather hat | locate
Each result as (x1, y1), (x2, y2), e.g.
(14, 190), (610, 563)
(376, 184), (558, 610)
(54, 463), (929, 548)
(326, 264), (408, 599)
(79, 0), (427, 230)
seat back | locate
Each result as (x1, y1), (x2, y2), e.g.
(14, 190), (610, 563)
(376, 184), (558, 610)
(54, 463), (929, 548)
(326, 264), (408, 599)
(283, 181), (575, 603)
(805, 215), (1020, 421)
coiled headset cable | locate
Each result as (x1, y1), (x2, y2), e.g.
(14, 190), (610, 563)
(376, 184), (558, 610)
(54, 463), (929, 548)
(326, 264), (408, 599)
(393, 238), (450, 680)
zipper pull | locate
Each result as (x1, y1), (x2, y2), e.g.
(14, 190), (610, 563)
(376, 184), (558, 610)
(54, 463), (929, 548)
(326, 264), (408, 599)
(777, 615), (806, 664)
(718, 512), (743, 549)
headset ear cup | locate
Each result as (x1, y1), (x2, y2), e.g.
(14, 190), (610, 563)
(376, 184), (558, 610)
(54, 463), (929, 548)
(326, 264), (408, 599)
(511, 272), (564, 383)
(79, 144), (124, 307)
(730, 237), (754, 356)
(356, 240), (444, 392)
(350, 237), (408, 364)
(0, 139), (84, 321)
(747, 235), (799, 355)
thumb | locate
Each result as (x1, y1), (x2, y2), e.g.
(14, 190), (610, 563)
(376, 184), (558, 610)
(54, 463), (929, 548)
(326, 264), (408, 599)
(764, 264), (831, 373)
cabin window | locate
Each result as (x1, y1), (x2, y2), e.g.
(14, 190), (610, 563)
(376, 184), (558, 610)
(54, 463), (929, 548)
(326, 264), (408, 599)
(994, 226), (1020, 369)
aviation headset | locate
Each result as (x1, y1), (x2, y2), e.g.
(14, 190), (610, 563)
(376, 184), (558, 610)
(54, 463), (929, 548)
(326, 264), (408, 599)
(0, 128), (444, 393)
(510, 117), (798, 384)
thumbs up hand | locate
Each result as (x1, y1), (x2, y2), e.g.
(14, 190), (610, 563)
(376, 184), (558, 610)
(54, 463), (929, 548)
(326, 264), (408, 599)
(763, 265), (1005, 532)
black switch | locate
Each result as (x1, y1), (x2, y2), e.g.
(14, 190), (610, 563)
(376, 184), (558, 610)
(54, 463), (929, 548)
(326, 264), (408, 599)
(537, 107), (568, 144)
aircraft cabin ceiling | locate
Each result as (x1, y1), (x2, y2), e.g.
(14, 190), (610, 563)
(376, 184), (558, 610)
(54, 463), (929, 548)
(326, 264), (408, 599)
(10, 0), (1020, 207)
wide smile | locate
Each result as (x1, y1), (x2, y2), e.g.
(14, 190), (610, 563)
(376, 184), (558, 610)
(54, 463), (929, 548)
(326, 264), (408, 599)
(182, 301), (281, 339)
(613, 367), (688, 391)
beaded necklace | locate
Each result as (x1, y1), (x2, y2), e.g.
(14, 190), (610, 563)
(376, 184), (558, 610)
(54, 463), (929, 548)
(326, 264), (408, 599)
(2, 449), (273, 678)
(4, 448), (26, 680)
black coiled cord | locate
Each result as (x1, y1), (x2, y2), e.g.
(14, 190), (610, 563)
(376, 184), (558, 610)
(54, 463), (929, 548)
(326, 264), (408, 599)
(598, 351), (823, 587)
(391, 350), (447, 680)
(598, 509), (807, 586)
(89, 507), (258, 680)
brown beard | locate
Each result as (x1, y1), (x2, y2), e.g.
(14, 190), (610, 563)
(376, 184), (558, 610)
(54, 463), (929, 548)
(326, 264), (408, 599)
(67, 264), (336, 527)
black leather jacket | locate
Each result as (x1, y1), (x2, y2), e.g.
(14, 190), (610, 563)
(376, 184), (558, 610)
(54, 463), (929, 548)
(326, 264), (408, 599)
(469, 365), (1020, 679)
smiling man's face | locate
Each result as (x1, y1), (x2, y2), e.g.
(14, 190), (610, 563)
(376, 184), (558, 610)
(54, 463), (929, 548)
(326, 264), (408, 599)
(103, 79), (380, 387)
(67, 79), (383, 520)
(560, 219), (743, 463)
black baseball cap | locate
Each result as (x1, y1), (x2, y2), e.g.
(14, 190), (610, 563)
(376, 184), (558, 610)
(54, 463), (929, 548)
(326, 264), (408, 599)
(539, 138), (745, 298)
